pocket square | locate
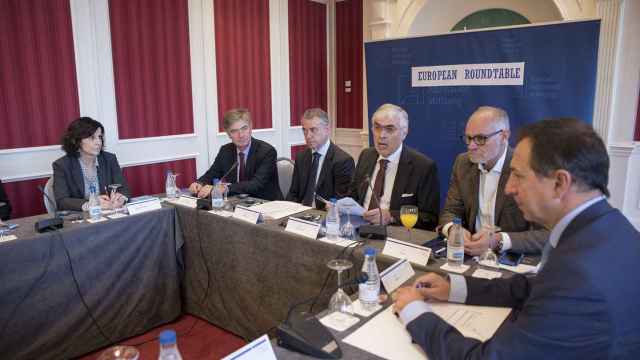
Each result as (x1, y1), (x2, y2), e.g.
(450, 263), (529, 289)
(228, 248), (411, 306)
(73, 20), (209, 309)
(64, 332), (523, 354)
(401, 193), (414, 198)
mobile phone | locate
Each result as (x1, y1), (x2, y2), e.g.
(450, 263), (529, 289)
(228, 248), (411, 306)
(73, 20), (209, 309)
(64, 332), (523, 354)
(499, 251), (524, 266)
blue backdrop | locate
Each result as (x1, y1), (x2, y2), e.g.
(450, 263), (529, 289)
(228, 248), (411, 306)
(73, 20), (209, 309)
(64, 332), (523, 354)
(364, 20), (600, 206)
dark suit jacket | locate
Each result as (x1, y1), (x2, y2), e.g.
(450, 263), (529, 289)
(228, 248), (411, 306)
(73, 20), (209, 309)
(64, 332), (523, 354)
(408, 200), (640, 359)
(286, 142), (355, 209)
(198, 137), (282, 201)
(440, 149), (547, 253)
(0, 179), (11, 220)
(349, 146), (439, 230)
(52, 152), (131, 211)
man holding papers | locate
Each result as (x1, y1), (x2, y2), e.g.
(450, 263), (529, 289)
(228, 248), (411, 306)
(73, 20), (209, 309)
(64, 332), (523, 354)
(349, 104), (439, 230)
(189, 108), (282, 201)
(393, 118), (640, 359)
(439, 106), (547, 255)
(286, 108), (354, 209)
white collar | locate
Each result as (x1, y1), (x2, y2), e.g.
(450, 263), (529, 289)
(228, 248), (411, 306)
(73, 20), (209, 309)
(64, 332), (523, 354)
(314, 140), (331, 156)
(548, 195), (606, 248)
(378, 143), (403, 164)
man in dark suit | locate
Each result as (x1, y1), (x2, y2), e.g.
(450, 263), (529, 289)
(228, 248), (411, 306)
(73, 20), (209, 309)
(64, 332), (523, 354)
(393, 118), (640, 359)
(189, 108), (282, 201)
(440, 106), (547, 255)
(0, 179), (11, 220)
(286, 108), (354, 209)
(349, 103), (439, 230)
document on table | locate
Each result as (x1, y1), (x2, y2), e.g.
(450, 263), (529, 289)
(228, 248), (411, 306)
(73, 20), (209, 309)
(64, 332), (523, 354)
(343, 303), (511, 359)
(335, 197), (365, 216)
(248, 201), (311, 219)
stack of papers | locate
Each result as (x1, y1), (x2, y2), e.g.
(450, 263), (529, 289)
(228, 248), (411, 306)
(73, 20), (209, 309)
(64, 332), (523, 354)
(249, 201), (311, 219)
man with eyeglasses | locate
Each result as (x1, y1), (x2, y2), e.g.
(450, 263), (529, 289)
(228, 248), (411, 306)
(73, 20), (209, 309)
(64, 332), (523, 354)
(286, 108), (355, 209)
(349, 103), (440, 230)
(439, 106), (547, 255)
(189, 108), (283, 200)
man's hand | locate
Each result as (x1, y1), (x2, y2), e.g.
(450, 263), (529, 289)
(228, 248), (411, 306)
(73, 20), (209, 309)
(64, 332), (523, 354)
(98, 195), (113, 210)
(188, 182), (202, 195)
(197, 185), (213, 198)
(392, 286), (425, 314)
(364, 208), (392, 225)
(465, 231), (496, 256)
(412, 273), (450, 302)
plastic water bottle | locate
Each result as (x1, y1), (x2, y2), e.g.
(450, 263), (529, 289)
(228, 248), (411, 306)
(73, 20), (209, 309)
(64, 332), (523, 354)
(158, 329), (183, 360)
(359, 247), (380, 312)
(447, 218), (465, 267)
(325, 198), (341, 240)
(165, 170), (177, 199)
(211, 179), (224, 210)
(88, 184), (101, 221)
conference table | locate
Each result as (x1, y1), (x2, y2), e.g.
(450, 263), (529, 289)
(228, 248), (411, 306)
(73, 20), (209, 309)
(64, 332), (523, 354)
(0, 197), (521, 359)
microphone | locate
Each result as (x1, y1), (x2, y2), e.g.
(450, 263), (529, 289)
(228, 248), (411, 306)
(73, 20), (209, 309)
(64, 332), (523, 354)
(35, 185), (64, 233)
(220, 161), (238, 184)
(276, 272), (369, 359)
(359, 175), (387, 240)
(38, 185), (57, 213)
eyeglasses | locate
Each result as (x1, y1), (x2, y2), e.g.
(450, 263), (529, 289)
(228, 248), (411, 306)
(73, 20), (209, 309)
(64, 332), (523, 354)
(461, 129), (503, 146)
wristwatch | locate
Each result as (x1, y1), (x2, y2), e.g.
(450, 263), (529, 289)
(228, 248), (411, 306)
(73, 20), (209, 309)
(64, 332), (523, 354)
(494, 233), (504, 253)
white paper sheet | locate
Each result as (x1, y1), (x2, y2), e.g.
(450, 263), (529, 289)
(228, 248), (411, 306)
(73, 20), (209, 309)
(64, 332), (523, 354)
(383, 238), (431, 266)
(343, 303), (511, 359)
(222, 334), (277, 360)
(320, 312), (360, 332)
(317, 237), (359, 248)
(249, 201), (311, 219)
(335, 197), (365, 216)
(440, 262), (470, 274)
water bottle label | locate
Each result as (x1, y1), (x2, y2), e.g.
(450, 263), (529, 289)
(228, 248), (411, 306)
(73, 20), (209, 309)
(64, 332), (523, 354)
(326, 223), (340, 234)
(212, 198), (224, 208)
(358, 283), (379, 303)
(447, 247), (464, 261)
(89, 206), (101, 219)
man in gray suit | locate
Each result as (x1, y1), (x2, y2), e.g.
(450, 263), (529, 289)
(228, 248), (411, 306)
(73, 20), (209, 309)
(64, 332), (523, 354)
(440, 106), (547, 255)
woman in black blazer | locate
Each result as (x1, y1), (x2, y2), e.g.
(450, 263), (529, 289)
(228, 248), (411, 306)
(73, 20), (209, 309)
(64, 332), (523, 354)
(52, 117), (130, 211)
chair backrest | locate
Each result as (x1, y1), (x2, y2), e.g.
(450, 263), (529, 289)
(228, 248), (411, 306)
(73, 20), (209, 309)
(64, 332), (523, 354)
(276, 157), (295, 198)
(44, 177), (56, 215)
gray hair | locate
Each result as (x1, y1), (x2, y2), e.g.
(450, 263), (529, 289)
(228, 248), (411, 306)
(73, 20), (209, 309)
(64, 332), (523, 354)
(473, 106), (510, 131)
(223, 108), (251, 130)
(372, 103), (409, 130)
(302, 108), (330, 127)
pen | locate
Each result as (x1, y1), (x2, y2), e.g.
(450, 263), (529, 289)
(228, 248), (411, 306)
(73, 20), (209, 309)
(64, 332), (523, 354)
(435, 247), (446, 255)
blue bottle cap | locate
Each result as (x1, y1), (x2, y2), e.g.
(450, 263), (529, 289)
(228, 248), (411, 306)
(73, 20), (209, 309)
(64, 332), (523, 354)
(364, 247), (376, 256)
(159, 329), (177, 345)
(453, 217), (462, 225)
(213, 178), (220, 185)
(330, 197), (337, 203)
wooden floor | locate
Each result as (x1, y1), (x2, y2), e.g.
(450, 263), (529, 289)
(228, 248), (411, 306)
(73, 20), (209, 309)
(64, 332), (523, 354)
(77, 314), (246, 359)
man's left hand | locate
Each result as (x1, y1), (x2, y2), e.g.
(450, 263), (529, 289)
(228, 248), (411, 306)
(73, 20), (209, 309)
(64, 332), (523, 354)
(465, 231), (497, 255)
(392, 286), (425, 314)
(364, 208), (393, 225)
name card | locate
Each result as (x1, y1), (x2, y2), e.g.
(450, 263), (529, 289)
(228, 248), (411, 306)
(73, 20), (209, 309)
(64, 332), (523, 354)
(126, 198), (162, 215)
(285, 217), (321, 239)
(380, 258), (415, 293)
(221, 334), (277, 360)
(382, 238), (432, 266)
(233, 205), (261, 224)
(166, 195), (198, 208)
(0, 234), (18, 243)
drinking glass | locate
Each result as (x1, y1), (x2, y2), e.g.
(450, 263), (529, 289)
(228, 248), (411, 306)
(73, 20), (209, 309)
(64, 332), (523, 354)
(327, 259), (354, 315)
(478, 214), (500, 266)
(108, 184), (122, 213)
(0, 223), (9, 242)
(400, 205), (418, 242)
(340, 204), (356, 241)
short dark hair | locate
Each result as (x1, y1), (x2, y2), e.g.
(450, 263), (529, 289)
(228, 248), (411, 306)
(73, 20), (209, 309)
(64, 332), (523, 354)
(61, 117), (105, 157)
(517, 118), (609, 197)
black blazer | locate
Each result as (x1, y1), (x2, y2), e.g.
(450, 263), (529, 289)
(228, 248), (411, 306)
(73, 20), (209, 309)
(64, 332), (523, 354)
(349, 146), (440, 230)
(0, 179), (11, 220)
(407, 200), (640, 359)
(52, 151), (131, 211)
(286, 142), (355, 209)
(198, 137), (283, 201)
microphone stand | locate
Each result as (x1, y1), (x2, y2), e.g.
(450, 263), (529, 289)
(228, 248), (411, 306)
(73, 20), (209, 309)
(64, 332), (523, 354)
(358, 175), (387, 240)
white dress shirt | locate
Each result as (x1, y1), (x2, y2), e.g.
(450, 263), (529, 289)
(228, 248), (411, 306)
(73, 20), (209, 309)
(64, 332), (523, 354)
(363, 144), (403, 210)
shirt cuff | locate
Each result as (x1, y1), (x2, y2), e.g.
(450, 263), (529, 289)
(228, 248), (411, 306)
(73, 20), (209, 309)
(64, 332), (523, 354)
(500, 232), (512, 251)
(448, 274), (468, 303)
(442, 222), (454, 237)
(399, 300), (432, 326)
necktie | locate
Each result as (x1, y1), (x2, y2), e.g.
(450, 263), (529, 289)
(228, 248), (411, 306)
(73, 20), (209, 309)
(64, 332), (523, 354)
(238, 152), (246, 182)
(368, 159), (389, 210)
(302, 152), (321, 206)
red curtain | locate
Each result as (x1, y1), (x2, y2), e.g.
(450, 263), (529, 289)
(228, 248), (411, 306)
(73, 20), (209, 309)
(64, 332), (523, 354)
(288, 0), (327, 126)
(0, 0), (79, 149)
(635, 92), (640, 141)
(3, 178), (49, 218)
(214, 0), (272, 131)
(122, 158), (197, 197)
(109, 0), (194, 139)
(335, 0), (363, 129)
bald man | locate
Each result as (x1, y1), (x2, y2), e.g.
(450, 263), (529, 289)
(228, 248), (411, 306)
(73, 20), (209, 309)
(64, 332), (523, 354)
(439, 106), (547, 255)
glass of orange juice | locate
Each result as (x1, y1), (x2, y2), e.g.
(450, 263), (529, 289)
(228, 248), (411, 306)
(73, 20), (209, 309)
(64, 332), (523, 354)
(400, 205), (418, 242)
